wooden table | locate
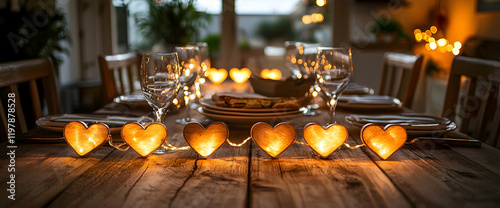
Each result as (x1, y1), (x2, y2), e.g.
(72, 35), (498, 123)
(2, 82), (500, 208)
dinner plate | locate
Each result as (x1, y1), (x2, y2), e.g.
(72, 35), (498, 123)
(36, 114), (153, 134)
(345, 113), (457, 135)
(198, 108), (302, 127)
(337, 95), (402, 110)
(200, 98), (299, 113)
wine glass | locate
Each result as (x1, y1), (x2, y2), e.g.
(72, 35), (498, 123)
(175, 46), (200, 124)
(284, 41), (303, 79)
(315, 47), (353, 124)
(140, 52), (182, 153)
(188, 42), (210, 100)
(296, 43), (321, 115)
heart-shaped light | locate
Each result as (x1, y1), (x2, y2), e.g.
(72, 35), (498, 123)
(361, 124), (406, 160)
(121, 123), (167, 157)
(183, 122), (228, 158)
(229, 67), (251, 84)
(260, 68), (282, 80)
(303, 123), (348, 158)
(207, 68), (228, 84)
(64, 121), (109, 157)
(251, 122), (296, 158)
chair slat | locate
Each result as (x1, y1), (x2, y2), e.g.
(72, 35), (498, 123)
(127, 66), (135, 92)
(29, 80), (43, 119)
(117, 68), (125, 95)
(99, 52), (140, 103)
(9, 85), (27, 133)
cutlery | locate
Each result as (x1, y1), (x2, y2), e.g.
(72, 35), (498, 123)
(407, 137), (482, 147)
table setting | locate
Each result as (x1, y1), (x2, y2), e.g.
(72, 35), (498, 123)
(5, 41), (500, 208)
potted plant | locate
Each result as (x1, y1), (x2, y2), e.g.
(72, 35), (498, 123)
(135, 0), (210, 51)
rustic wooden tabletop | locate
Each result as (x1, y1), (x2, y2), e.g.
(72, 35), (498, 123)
(1, 82), (500, 208)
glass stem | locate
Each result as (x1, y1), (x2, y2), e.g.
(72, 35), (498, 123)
(184, 89), (191, 122)
(329, 95), (338, 124)
(155, 108), (166, 124)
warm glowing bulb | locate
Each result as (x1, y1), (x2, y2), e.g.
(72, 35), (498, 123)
(430, 42), (437, 50)
(413, 29), (421, 35)
(183, 123), (228, 158)
(415, 33), (422, 42)
(121, 123), (167, 157)
(446, 44), (453, 52)
(229, 68), (251, 84)
(429, 37), (436, 43)
(173, 98), (179, 105)
(437, 38), (447, 47)
(361, 125), (406, 160)
(207, 68), (228, 84)
(302, 15), (312, 24)
(430, 26), (437, 34)
(316, 0), (326, 7)
(452, 48), (460, 55)
(251, 123), (296, 158)
(261, 68), (282, 80)
(454, 41), (462, 49)
(425, 43), (431, 50)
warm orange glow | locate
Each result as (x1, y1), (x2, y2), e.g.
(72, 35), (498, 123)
(428, 37), (436, 43)
(302, 15), (312, 24)
(229, 68), (251, 84)
(311, 13), (324, 23)
(437, 38), (447, 47)
(207, 68), (228, 84)
(303, 123), (348, 158)
(454, 41), (462, 49)
(361, 124), (406, 160)
(429, 42), (437, 50)
(121, 123), (167, 157)
(452, 48), (460, 55)
(425, 30), (432, 36)
(251, 122), (296, 158)
(64, 121), (109, 156)
(415, 33), (422, 42)
(446, 44), (453, 52)
(183, 122), (228, 158)
(430, 26), (437, 34)
(260, 68), (282, 80)
(316, 0), (326, 7)
(413, 29), (421, 35)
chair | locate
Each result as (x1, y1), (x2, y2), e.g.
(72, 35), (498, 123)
(442, 56), (500, 149)
(378, 52), (424, 108)
(98, 51), (141, 104)
(0, 58), (61, 139)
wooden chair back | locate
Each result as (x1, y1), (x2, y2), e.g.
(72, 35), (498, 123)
(378, 52), (424, 108)
(0, 58), (61, 139)
(442, 56), (500, 149)
(98, 51), (141, 103)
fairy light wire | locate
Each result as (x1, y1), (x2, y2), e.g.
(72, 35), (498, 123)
(162, 140), (191, 151)
(227, 137), (252, 147)
(344, 143), (364, 149)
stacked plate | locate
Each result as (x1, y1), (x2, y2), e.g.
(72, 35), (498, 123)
(199, 99), (302, 127)
(345, 113), (457, 136)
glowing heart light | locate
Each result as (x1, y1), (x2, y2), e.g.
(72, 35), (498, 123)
(361, 124), (407, 160)
(183, 122), (228, 158)
(207, 68), (228, 84)
(303, 123), (348, 158)
(229, 67), (251, 84)
(251, 122), (296, 158)
(260, 68), (282, 80)
(64, 121), (109, 157)
(121, 123), (167, 157)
